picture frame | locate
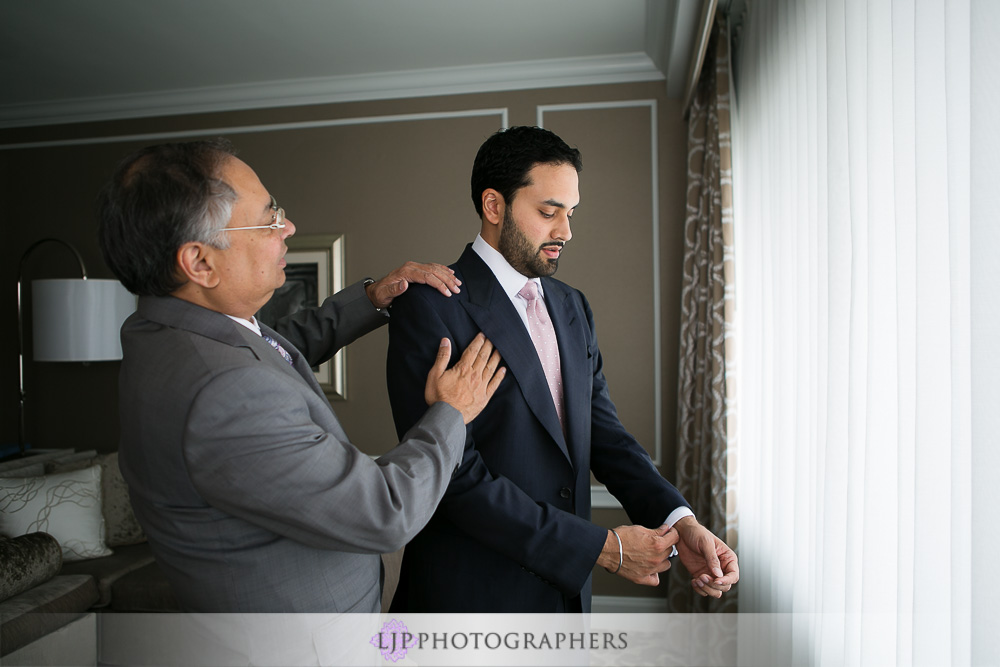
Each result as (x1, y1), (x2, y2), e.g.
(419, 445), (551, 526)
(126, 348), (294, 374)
(257, 234), (347, 400)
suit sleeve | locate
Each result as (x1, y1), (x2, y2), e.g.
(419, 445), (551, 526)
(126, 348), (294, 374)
(387, 287), (607, 596)
(579, 293), (691, 526)
(182, 361), (465, 555)
(273, 280), (386, 367)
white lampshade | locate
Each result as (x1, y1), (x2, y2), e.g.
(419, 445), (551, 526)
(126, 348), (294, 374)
(32, 279), (136, 362)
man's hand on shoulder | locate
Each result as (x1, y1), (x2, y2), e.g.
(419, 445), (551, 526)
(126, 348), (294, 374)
(424, 334), (505, 424)
(367, 261), (462, 309)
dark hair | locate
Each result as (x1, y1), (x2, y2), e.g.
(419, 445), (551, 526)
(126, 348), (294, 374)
(97, 139), (238, 297)
(470, 126), (583, 218)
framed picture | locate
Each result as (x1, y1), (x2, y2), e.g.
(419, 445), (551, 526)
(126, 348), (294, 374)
(257, 234), (346, 400)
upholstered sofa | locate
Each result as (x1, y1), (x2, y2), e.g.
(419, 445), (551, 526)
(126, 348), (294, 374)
(0, 447), (403, 665)
(0, 449), (178, 661)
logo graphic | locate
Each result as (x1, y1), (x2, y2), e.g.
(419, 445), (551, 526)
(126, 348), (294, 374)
(370, 618), (417, 662)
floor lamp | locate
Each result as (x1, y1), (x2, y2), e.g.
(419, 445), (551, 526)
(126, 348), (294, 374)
(16, 238), (136, 457)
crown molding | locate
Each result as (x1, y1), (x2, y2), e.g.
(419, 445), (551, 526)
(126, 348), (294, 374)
(0, 53), (664, 130)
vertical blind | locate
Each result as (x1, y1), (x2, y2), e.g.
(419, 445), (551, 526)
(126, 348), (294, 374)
(730, 0), (998, 663)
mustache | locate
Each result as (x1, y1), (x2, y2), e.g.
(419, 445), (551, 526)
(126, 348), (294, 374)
(540, 242), (565, 250)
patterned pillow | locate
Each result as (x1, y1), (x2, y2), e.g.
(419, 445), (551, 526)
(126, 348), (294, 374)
(48, 452), (145, 547)
(0, 465), (112, 562)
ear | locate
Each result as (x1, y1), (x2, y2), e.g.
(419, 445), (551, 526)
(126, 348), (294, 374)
(175, 242), (221, 289)
(482, 189), (504, 226)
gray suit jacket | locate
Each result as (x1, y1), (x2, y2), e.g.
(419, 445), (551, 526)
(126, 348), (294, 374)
(117, 281), (465, 613)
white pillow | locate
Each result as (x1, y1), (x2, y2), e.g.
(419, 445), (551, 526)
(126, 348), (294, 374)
(0, 464), (112, 562)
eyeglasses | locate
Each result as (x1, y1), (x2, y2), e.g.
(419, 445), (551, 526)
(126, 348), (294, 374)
(224, 196), (286, 232)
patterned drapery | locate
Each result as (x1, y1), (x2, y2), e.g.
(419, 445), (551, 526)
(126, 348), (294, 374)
(670, 15), (738, 614)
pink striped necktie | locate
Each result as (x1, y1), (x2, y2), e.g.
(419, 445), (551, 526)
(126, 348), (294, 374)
(518, 280), (565, 429)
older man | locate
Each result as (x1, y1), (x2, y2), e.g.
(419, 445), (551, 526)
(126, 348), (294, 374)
(97, 138), (504, 614)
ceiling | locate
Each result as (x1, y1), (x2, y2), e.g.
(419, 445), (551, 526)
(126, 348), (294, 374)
(0, 0), (710, 130)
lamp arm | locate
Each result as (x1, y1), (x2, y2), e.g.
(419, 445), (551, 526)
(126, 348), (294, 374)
(16, 239), (89, 456)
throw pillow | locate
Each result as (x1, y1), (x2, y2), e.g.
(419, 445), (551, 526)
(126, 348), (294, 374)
(0, 463), (45, 478)
(0, 465), (112, 562)
(0, 532), (62, 602)
(48, 452), (145, 547)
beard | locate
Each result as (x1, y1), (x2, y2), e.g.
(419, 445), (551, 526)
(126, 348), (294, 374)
(498, 207), (562, 278)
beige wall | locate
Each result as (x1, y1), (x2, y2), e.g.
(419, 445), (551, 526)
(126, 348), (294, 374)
(0, 80), (687, 600)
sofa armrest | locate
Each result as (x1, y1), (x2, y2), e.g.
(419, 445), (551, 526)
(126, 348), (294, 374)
(0, 574), (99, 657)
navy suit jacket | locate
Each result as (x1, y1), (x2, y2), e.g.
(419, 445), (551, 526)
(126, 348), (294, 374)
(386, 245), (689, 612)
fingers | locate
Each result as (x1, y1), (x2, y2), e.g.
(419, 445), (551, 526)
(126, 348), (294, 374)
(455, 335), (504, 382)
(474, 334), (495, 366)
(423, 267), (462, 297)
(370, 262), (461, 309)
(702, 539), (724, 580)
(635, 573), (660, 587)
(472, 340), (505, 396)
(692, 575), (732, 598)
(484, 351), (505, 395)
(394, 262), (461, 297)
(691, 548), (738, 597)
(721, 557), (740, 584)
(457, 333), (487, 366)
(659, 526), (680, 549)
(716, 543), (739, 583)
(429, 338), (452, 380)
(626, 567), (669, 587)
(425, 332), (505, 424)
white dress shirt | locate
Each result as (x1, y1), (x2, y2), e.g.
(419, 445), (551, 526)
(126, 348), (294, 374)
(227, 314), (263, 336)
(472, 234), (542, 332)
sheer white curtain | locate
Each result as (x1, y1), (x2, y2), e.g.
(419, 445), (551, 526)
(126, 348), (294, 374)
(731, 0), (998, 664)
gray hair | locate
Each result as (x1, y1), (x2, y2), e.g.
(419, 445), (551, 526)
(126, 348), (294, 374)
(98, 138), (242, 296)
(196, 179), (238, 250)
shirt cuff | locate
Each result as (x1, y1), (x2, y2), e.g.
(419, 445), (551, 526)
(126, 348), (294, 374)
(663, 507), (696, 558)
(665, 506), (695, 528)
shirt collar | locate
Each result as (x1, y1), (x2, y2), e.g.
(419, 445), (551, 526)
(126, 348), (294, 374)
(471, 234), (544, 301)
(226, 314), (262, 336)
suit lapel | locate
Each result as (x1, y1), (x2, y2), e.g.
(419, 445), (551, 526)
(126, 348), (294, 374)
(257, 324), (330, 403)
(139, 296), (330, 405)
(542, 278), (589, 471)
(455, 247), (572, 465)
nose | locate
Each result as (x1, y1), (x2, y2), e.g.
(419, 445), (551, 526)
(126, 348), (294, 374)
(555, 213), (572, 243)
(282, 217), (296, 239)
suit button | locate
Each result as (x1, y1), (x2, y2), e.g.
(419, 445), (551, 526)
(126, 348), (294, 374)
(559, 487), (572, 499)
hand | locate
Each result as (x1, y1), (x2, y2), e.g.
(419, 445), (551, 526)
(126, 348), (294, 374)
(672, 516), (740, 598)
(424, 334), (505, 424)
(366, 261), (461, 309)
(597, 524), (679, 587)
